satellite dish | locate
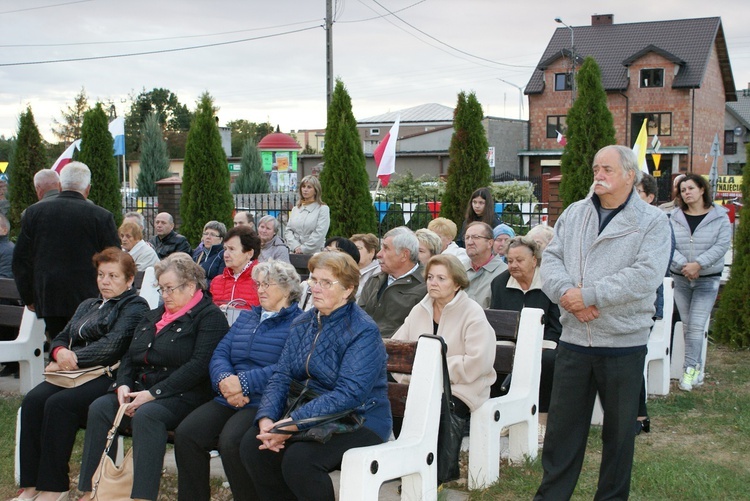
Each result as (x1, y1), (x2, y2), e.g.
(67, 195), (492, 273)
(735, 126), (745, 137)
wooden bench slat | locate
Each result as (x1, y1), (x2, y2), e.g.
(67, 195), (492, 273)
(0, 279), (21, 301)
(133, 270), (146, 290)
(0, 304), (24, 327)
(484, 309), (520, 342)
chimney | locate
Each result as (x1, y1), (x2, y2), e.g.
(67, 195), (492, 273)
(592, 14), (613, 26)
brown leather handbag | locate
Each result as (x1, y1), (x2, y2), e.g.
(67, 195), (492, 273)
(90, 403), (133, 501)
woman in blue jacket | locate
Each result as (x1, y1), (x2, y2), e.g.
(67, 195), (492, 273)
(670, 174), (731, 391)
(174, 260), (303, 501)
(192, 220), (226, 285)
(240, 252), (391, 501)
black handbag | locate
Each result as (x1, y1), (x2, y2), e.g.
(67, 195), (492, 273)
(269, 378), (364, 443)
(435, 335), (468, 485)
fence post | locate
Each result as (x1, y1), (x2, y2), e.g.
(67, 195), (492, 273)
(155, 177), (184, 230)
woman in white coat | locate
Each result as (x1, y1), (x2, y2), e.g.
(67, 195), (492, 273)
(284, 175), (330, 254)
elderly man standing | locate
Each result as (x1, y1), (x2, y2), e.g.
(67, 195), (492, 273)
(535, 146), (671, 500)
(358, 226), (426, 338)
(149, 212), (192, 259)
(464, 221), (507, 308)
(12, 162), (120, 340)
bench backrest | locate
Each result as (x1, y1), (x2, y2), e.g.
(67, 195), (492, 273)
(289, 253), (312, 280)
(0, 279), (23, 329)
(383, 339), (418, 418)
(484, 308), (521, 397)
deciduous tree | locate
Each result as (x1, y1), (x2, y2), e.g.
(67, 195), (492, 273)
(8, 107), (46, 236)
(51, 87), (89, 145)
(125, 88), (192, 159)
(440, 91), (491, 226)
(136, 112), (171, 197)
(181, 93), (234, 245)
(319, 79), (377, 236)
(78, 104), (122, 225)
(226, 119), (274, 157)
(233, 139), (268, 194)
(559, 57), (616, 207)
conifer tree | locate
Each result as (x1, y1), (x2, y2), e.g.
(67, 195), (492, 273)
(559, 57), (616, 207)
(440, 91), (491, 226)
(181, 93), (234, 245)
(77, 104), (123, 225)
(713, 142), (750, 348)
(8, 107), (46, 237)
(233, 139), (268, 194)
(137, 112), (171, 196)
(320, 79), (377, 236)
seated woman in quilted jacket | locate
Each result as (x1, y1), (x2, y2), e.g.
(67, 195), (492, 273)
(16, 248), (150, 501)
(240, 251), (391, 501)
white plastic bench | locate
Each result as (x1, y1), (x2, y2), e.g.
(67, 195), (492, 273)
(591, 277), (675, 424)
(0, 306), (47, 395)
(138, 266), (160, 310)
(467, 307), (545, 490)
(339, 335), (444, 501)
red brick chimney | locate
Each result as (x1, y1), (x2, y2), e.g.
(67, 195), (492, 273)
(592, 14), (613, 26)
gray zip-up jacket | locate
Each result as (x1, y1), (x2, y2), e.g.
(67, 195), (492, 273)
(669, 204), (731, 276)
(541, 189), (671, 349)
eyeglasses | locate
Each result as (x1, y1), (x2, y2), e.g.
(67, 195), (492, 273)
(256, 282), (278, 291)
(307, 278), (340, 290)
(156, 283), (187, 296)
(636, 189), (646, 194)
(465, 235), (491, 241)
(202, 232), (221, 238)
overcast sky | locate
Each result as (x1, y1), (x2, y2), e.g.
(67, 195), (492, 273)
(0, 0), (748, 143)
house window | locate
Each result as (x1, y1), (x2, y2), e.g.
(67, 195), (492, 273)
(631, 112), (671, 140)
(724, 130), (737, 155)
(370, 128), (380, 136)
(554, 73), (572, 91)
(640, 69), (664, 88)
(546, 116), (567, 138)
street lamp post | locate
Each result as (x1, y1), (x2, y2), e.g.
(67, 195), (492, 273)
(555, 17), (576, 101)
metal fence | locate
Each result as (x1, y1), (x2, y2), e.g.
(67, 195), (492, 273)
(123, 194), (547, 240)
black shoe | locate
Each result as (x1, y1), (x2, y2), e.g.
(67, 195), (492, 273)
(635, 417), (651, 435)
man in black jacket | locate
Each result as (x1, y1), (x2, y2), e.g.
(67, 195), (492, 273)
(149, 212), (192, 259)
(12, 162), (120, 340)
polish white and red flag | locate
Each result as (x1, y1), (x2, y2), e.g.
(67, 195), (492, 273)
(51, 139), (81, 173)
(373, 117), (400, 187)
(556, 130), (567, 146)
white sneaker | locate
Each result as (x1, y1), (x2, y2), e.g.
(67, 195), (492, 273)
(693, 365), (704, 387)
(679, 366), (699, 391)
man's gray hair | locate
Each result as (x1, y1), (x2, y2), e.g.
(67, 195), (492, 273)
(595, 145), (642, 184)
(257, 215), (279, 234)
(383, 226), (419, 264)
(123, 211), (145, 229)
(60, 162), (91, 191)
(34, 169), (60, 189)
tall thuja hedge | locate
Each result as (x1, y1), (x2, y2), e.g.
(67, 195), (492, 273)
(233, 139), (268, 194)
(559, 57), (616, 207)
(78, 104), (122, 225)
(137, 112), (171, 197)
(180, 93), (234, 245)
(8, 107), (46, 237)
(440, 91), (490, 226)
(320, 78), (377, 236)
(713, 142), (750, 348)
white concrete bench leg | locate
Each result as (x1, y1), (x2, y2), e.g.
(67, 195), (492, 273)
(644, 278), (674, 396)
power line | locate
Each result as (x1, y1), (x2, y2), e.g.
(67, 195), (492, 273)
(370, 0), (535, 69)
(338, 0), (426, 24)
(0, 0), (93, 15)
(0, 18), (323, 48)
(0, 24), (322, 67)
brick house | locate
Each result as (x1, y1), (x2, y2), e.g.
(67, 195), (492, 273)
(725, 84), (750, 175)
(522, 15), (737, 202)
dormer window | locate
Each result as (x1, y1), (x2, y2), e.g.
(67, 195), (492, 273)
(640, 68), (664, 88)
(554, 73), (572, 91)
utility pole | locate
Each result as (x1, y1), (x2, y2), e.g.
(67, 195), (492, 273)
(497, 78), (525, 119)
(326, 0), (333, 110)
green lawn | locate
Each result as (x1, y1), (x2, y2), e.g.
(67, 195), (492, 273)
(2, 344), (749, 500)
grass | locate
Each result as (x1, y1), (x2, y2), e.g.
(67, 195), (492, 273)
(463, 344), (750, 500)
(2, 343), (749, 500)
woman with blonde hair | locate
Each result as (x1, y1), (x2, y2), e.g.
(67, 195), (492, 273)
(119, 220), (159, 271)
(284, 175), (330, 254)
(350, 233), (381, 299)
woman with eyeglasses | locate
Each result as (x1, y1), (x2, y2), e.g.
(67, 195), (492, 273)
(192, 221), (227, 286)
(240, 252), (390, 501)
(210, 225), (261, 310)
(174, 260), (303, 501)
(77, 253), (228, 501)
